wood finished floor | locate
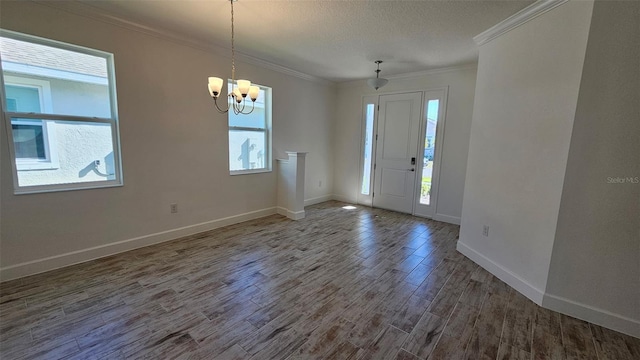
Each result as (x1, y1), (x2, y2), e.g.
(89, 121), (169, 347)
(1, 201), (638, 360)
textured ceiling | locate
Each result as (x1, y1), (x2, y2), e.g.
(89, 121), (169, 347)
(75, 0), (534, 82)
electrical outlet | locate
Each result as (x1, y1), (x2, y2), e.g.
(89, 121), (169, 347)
(170, 203), (178, 213)
(483, 225), (489, 237)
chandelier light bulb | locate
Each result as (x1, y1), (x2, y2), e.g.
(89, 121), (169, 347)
(237, 80), (251, 97)
(249, 85), (260, 101)
(208, 77), (223, 97)
(233, 88), (243, 103)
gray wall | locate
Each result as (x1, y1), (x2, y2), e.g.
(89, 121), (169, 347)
(0, 1), (336, 278)
(457, 0), (593, 298)
(333, 66), (478, 223)
(544, 0), (640, 328)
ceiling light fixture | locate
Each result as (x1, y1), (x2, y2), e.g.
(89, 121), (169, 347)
(367, 60), (389, 91)
(207, 0), (258, 115)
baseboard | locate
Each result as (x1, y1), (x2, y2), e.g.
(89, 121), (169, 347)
(331, 194), (355, 204)
(304, 194), (333, 207)
(543, 293), (640, 338)
(0, 207), (277, 282)
(276, 207), (305, 220)
(433, 213), (461, 225)
(456, 241), (545, 304)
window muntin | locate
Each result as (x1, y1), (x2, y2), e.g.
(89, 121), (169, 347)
(228, 82), (271, 174)
(1, 30), (122, 193)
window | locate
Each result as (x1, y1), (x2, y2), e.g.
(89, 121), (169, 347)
(361, 103), (375, 195)
(1, 30), (122, 193)
(420, 99), (440, 205)
(5, 79), (59, 170)
(228, 82), (271, 174)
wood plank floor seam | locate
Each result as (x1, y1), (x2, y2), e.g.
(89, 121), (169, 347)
(0, 201), (637, 360)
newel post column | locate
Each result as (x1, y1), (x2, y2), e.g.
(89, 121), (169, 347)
(276, 151), (307, 220)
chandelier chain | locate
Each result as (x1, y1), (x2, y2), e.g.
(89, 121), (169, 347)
(230, 0), (236, 85)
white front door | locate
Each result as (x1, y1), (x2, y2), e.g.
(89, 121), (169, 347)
(372, 92), (422, 214)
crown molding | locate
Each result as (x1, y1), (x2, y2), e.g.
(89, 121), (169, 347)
(386, 63), (478, 80)
(474, 0), (569, 46)
(31, 0), (333, 85)
(337, 63), (478, 89)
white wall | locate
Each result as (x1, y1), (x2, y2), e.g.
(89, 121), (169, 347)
(544, 0), (640, 335)
(0, 1), (335, 279)
(333, 66), (477, 223)
(457, 1), (594, 301)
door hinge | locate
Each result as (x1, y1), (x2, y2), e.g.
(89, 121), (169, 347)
(375, 134), (378, 141)
(372, 192), (375, 198)
(374, 163), (376, 170)
(377, 105), (380, 111)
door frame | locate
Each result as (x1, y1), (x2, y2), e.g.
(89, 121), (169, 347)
(357, 87), (449, 219)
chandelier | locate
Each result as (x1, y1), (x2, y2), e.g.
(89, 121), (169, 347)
(367, 60), (389, 91)
(207, 0), (259, 115)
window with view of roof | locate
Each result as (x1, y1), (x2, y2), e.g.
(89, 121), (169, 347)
(1, 30), (123, 193)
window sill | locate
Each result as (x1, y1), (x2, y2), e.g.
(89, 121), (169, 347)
(230, 168), (272, 176)
(14, 181), (123, 195)
(16, 162), (60, 171)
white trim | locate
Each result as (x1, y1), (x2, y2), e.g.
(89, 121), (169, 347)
(433, 214), (461, 225)
(0, 206), (277, 282)
(31, 0), (331, 85)
(456, 239), (639, 337)
(456, 241), (545, 304)
(276, 207), (305, 220)
(542, 293), (640, 338)
(14, 181), (123, 195)
(304, 194), (333, 207)
(473, 0), (569, 46)
(337, 64), (478, 89)
(386, 64), (478, 81)
(229, 168), (271, 176)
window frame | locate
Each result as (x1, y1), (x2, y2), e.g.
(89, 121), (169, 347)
(227, 82), (272, 175)
(0, 29), (124, 194)
(4, 77), (60, 170)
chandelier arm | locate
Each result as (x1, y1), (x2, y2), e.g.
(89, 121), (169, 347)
(231, 94), (241, 115)
(243, 101), (256, 115)
(232, 98), (242, 115)
(231, 97), (256, 115)
(213, 96), (230, 114)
